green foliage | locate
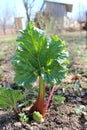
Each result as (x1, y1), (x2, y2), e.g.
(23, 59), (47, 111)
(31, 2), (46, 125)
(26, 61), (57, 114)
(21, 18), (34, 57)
(12, 21), (68, 87)
(19, 112), (29, 123)
(66, 80), (81, 96)
(33, 111), (44, 122)
(74, 105), (87, 116)
(53, 91), (66, 111)
(81, 84), (87, 89)
(0, 86), (25, 111)
(53, 95), (65, 104)
(53, 90), (65, 104)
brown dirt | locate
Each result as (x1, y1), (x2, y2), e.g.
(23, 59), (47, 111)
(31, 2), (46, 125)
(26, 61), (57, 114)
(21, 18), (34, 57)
(0, 101), (87, 130)
(0, 78), (87, 130)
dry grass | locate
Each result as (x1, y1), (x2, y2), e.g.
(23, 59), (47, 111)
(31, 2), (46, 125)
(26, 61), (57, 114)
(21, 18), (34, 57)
(0, 34), (18, 43)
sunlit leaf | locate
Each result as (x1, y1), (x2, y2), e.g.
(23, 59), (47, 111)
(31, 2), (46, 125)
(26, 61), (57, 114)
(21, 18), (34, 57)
(12, 21), (68, 87)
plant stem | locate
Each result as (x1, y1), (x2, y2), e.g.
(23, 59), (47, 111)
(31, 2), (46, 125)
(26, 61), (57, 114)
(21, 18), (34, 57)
(31, 76), (45, 116)
(13, 105), (19, 115)
(45, 86), (55, 110)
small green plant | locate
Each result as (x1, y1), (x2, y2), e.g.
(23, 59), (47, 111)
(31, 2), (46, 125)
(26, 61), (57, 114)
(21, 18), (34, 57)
(81, 84), (87, 89)
(19, 112), (29, 123)
(53, 95), (65, 104)
(74, 105), (87, 116)
(66, 80), (81, 96)
(12, 21), (68, 118)
(71, 80), (81, 96)
(33, 111), (44, 122)
(53, 91), (66, 111)
(0, 86), (25, 115)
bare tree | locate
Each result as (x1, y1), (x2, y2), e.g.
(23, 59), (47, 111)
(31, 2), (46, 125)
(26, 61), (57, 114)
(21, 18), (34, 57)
(0, 6), (14, 34)
(34, 11), (52, 29)
(22, 0), (35, 23)
(0, 18), (6, 34)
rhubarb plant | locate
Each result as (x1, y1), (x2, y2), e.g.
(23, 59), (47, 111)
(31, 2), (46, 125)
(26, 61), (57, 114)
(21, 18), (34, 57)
(12, 21), (68, 117)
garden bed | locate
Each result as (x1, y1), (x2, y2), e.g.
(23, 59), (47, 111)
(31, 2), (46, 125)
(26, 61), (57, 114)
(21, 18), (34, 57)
(0, 32), (87, 130)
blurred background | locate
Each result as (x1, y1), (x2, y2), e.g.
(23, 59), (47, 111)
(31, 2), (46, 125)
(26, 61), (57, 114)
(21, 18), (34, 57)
(0, 0), (87, 35)
(0, 0), (87, 86)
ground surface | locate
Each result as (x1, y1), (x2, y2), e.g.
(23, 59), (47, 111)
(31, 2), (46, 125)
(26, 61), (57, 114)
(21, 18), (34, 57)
(0, 32), (87, 130)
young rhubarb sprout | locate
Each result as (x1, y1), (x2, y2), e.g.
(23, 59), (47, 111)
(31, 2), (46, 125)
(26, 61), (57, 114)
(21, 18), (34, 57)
(33, 111), (44, 122)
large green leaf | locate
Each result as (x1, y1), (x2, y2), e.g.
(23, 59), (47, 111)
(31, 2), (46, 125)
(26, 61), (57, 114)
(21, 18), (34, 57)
(12, 21), (68, 87)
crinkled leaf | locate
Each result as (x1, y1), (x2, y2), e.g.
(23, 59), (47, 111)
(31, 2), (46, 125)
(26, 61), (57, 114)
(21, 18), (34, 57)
(0, 87), (25, 109)
(12, 21), (68, 87)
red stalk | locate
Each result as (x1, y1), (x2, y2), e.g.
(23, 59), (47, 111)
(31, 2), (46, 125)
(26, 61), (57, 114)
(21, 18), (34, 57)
(45, 86), (55, 110)
(13, 105), (19, 115)
(31, 77), (55, 118)
(31, 76), (45, 116)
